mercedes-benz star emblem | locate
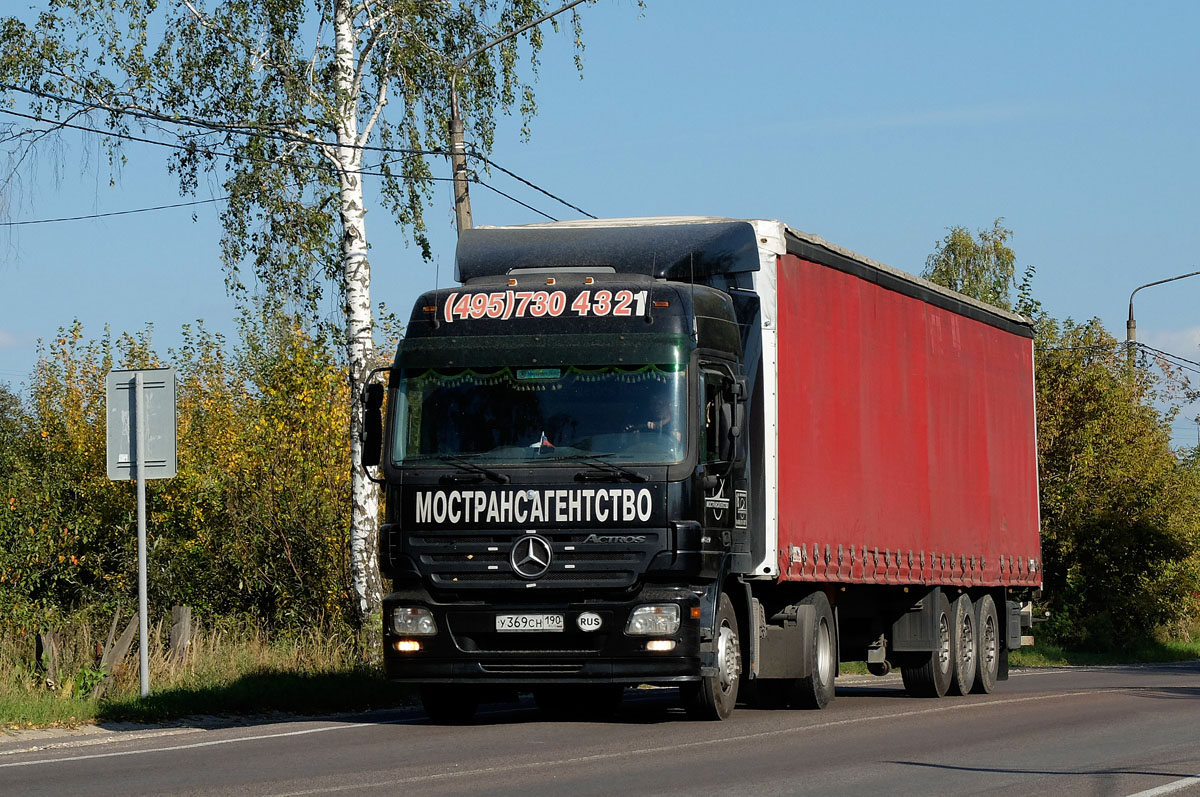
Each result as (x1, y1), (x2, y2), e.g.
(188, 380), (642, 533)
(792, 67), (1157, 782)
(510, 535), (553, 580)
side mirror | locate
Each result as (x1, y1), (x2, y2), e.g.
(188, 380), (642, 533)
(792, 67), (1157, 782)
(361, 382), (384, 468)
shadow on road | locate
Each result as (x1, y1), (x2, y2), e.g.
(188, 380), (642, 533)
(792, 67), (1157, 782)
(887, 759), (1200, 781)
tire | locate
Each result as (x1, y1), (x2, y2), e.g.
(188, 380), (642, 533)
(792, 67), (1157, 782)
(683, 592), (741, 720)
(791, 591), (836, 710)
(948, 594), (976, 696)
(534, 685), (624, 720)
(900, 590), (954, 698)
(971, 595), (1000, 694)
(420, 684), (478, 724)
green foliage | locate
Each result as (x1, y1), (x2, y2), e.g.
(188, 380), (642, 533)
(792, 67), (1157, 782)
(0, 0), (586, 313)
(925, 224), (1200, 649)
(0, 310), (356, 634)
(1035, 319), (1200, 648)
(1010, 638), (1200, 667)
(923, 218), (1017, 311)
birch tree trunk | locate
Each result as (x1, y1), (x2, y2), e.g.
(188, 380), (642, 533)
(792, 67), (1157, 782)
(335, 0), (381, 618)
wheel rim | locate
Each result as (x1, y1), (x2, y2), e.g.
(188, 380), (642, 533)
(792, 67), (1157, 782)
(816, 618), (834, 684)
(982, 614), (997, 674)
(937, 614), (951, 672)
(959, 613), (975, 676)
(716, 621), (739, 692)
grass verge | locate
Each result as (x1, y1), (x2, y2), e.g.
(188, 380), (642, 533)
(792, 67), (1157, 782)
(1010, 638), (1200, 668)
(2, 621), (415, 730)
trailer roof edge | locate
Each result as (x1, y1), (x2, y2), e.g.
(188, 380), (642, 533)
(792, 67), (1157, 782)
(787, 224), (1032, 333)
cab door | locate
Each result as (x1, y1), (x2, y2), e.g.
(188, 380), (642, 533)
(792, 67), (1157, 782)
(698, 364), (747, 551)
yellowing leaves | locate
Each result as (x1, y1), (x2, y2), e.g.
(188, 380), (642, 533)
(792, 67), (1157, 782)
(3, 311), (359, 632)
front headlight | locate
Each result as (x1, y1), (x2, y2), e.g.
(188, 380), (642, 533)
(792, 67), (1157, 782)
(625, 604), (680, 635)
(391, 606), (437, 636)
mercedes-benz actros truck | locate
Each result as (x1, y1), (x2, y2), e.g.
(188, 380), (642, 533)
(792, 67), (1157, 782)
(361, 217), (1041, 722)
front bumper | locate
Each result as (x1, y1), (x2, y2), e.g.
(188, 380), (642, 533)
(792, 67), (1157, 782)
(382, 585), (703, 685)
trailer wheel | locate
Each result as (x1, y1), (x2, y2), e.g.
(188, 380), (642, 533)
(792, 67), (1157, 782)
(948, 594), (976, 696)
(900, 590), (954, 698)
(792, 591), (836, 710)
(683, 592), (741, 720)
(420, 685), (478, 724)
(971, 595), (1000, 694)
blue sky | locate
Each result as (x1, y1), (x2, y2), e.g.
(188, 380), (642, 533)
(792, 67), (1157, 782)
(2, 0), (1198, 444)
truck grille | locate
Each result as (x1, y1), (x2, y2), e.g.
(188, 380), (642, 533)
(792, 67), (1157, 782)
(397, 527), (665, 590)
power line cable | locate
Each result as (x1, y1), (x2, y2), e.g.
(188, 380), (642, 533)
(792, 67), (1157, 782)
(476, 153), (596, 219)
(3, 85), (595, 216)
(0, 82), (436, 156)
(474, 179), (557, 221)
(1, 104), (594, 220)
(1136, 342), (1200, 373)
(0, 171), (559, 226)
(2, 196), (226, 225)
(0, 107), (431, 174)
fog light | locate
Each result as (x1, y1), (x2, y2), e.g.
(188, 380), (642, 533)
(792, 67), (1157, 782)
(391, 607), (437, 636)
(394, 639), (422, 652)
(645, 640), (676, 652)
(626, 604), (680, 635)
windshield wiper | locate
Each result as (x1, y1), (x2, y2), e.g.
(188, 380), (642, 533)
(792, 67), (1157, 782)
(415, 454), (510, 484)
(555, 453), (649, 483)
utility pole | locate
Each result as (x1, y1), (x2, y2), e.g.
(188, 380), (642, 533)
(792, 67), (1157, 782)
(449, 82), (472, 235)
(449, 0), (587, 236)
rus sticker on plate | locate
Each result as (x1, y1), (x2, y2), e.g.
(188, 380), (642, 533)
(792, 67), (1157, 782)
(495, 614), (565, 632)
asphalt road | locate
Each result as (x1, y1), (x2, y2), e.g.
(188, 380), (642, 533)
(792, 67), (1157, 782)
(3, 662), (1199, 796)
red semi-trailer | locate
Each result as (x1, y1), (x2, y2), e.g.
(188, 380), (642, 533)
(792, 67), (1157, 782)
(362, 217), (1041, 721)
(775, 242), (1040, 588)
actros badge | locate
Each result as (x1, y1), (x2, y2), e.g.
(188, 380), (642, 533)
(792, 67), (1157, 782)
(510, 535), (553, 579)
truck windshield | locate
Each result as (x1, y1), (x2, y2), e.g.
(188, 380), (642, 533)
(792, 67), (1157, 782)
(392, 364), (686, 465)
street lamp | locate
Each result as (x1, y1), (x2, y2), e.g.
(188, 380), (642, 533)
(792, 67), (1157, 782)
(1126, 270), (1200, 343)
(449, 0), (588, 236)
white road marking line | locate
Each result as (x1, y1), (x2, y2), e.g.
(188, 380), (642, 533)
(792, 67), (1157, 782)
(0, 727), (202, 757)
(0, 722), (373, 769)
(1126, 776), (1200, 797)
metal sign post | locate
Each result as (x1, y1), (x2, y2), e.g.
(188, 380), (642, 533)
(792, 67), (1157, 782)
(106, 368), (176, 698)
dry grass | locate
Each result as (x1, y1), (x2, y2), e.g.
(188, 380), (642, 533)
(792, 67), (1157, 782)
(1, 617), (412, 729)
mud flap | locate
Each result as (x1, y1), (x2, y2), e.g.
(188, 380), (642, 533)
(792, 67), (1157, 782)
(756, 602), (815, 679)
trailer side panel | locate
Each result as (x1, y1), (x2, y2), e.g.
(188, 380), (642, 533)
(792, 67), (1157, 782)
(775, 252), (1040, 587)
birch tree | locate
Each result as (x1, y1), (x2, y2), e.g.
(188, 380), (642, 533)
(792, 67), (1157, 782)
(0, 0), (587, 620)
(922, 218), (1017, 311)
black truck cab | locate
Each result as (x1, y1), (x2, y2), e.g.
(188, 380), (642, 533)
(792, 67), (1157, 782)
(366, 222), (761, 720)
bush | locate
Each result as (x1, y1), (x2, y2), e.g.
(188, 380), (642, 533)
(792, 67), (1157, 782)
(0, 310), (358, 637)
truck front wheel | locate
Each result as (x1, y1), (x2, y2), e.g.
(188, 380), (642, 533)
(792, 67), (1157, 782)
(683, 592), (741, 720)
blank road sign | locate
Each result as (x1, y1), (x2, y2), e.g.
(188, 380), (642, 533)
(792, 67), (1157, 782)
(106, 368), (177, 481)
